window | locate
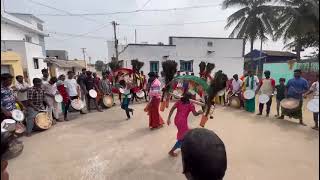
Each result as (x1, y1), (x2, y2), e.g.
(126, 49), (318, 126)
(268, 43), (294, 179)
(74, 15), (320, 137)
(33, 58), (39, 69)
(180, 60), (193, 72)
(25, 35), (32, 43)
(37, 23), (43, 31)
(150, 61), (159, 73)
(1, 65), (11, 74)
(207, 41), (213, 47)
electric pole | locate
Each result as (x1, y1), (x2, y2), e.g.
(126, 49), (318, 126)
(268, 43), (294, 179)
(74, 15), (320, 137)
(81, 48), (87, 68)
(111, 21), (119, 61)
(135, 29), (137, 43)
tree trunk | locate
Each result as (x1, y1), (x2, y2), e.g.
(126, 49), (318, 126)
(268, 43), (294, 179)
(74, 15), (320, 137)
(295, 37), (302, 61)
(250, 39), (254, 71)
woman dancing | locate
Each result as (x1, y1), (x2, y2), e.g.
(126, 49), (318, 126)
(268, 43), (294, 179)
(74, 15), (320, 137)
(146, 72), (164, 129)
(167, 92), (202, 157)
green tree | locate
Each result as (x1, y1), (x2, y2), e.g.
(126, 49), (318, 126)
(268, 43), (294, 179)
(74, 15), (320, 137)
(274, 0), (319, 60)
(223, 0), (278, 60)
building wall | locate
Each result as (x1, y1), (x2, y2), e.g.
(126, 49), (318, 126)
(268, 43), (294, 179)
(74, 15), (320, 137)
(46, 50), (69, 60)
(170, 37), (244, 78)
(1, 22), (41, 44)
(3, 40), (46, 84)
(118, 45), (176, 74)
(1, 51), (23, 81)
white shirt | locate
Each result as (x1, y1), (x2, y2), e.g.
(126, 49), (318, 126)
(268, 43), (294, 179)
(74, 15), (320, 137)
(310, 81), (319, 97)
(244, 76), (260, 91)
(65, 78), (79, 97)
(231, 79), (243, 93)
(15, 81), (30, 101)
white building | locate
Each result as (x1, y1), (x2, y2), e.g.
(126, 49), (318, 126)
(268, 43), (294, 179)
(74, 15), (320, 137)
(111, 36), (244, 78)
(118, 43), (176, 74)
(1, 9), (48, 83)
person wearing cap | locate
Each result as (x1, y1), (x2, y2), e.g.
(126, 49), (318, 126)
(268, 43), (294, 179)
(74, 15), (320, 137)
(181, 128), (227, 180)
(146, 72), (164, 129)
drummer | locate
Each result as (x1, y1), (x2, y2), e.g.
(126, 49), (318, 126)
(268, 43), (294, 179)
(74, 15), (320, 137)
(304, 74), (319, 130)
(1, 73), (24, 122)
(85, 71), (103, 112)
(99, 71), (113, 105)
(43, 77), (59, 123)
(228, 74), (243, 107)
(242, 70), (260, 113)
(65, 71), (83, 115)
(278, 69), (309, 126)
(256, 70), (275, 117)
(26, 78), (46, 136)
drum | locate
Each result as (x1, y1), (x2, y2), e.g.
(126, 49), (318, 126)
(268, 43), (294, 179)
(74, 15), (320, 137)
(136, 90), (145, 99)
(34, 112), (52, 130)
(1, 119), (16, 132)
(103, 95), (113, 108)
(217, 89), (225, 96)
(243, 90), (255, 100)
(15, 122), (26, 135)
(258, 94), (270, 104)
(54, 94), (63, 103)
(280, 98), (300, 113)
(229, 96), (240, 108)
(71, 99), (85, 110)
(307, 98), (319, 113)
(89, 89), (97, 98)
(11, 109), (24, 122)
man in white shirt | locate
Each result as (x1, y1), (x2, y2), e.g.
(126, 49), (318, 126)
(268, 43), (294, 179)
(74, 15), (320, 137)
(304, 74), (319, 130)
(228, 74), (243, 108)
(14, 75), (30, 106)
(243, 70), (260, 113)
(43, 77), (59, 122)
(231, 74), (243, 94)
(65, 71), (83, 114)
(65, 71), (80, 100)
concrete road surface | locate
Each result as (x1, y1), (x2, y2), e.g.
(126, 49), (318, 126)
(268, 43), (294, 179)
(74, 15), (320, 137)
(8, 101), (319, 180)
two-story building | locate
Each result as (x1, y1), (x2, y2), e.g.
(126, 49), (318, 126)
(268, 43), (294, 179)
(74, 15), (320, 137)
(1, 10), (48, 83)
(111, 36), (245, 78)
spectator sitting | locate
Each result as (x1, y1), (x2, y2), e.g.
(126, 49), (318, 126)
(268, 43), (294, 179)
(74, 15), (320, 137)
(181, 128), (227, 180)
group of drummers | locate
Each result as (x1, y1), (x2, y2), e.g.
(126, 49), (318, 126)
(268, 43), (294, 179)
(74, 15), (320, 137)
(0, 67), (150, 137)
(222, 69), (319, 130)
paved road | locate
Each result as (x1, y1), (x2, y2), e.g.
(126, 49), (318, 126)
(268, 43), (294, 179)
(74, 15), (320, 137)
(8, 100), (319, 180)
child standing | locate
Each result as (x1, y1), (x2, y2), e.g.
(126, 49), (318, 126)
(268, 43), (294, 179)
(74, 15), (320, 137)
(274, 78), (286, 117)
(119, 80), (134, 120)
(167, 92), (202, 157)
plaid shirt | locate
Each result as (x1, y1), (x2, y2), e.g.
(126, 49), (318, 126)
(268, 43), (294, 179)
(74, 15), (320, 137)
(27, 87), (45, 110)
(1, 86), (16, 111)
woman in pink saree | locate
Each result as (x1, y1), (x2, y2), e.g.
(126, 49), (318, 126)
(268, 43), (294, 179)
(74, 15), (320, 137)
(146, 72), (164, 129)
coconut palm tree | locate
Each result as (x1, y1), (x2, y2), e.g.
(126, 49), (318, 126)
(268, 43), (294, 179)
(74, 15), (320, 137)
(223, 0), (278, 60)
(274, 0), (319, 60)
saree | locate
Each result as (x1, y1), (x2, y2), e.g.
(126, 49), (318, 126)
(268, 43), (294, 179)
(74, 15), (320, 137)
(148, 78), (164, 129)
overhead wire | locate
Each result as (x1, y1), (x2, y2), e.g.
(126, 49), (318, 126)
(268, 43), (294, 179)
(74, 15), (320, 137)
(31, 4), (222, 16)
(26, 0), (105, 24)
